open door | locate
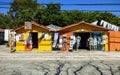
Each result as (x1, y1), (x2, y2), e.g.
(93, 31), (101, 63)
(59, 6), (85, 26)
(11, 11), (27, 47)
(74, 32), (90, 50)
(31, 32), (38, 48)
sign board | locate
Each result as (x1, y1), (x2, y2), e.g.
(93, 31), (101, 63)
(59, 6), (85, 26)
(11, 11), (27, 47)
(25, 22), (32, 29)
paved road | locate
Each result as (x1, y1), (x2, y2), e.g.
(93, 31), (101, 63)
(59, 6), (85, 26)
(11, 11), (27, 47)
(0, 45), (120, 75)
(0, 45), (120, 60)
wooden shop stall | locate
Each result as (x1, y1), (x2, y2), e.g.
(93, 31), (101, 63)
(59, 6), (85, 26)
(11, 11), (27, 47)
(57, 21), (110, 52)
(108, 31), (120, 51)
(10, 22), (52, 52)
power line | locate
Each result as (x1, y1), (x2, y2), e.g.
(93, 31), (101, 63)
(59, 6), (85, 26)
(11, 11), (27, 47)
(0, 2), (120, 6)
(0, 6), (120, 12)
(62, 10), (120, 12)
(46, 3), (120, 6)
(0, 2), (120, 12)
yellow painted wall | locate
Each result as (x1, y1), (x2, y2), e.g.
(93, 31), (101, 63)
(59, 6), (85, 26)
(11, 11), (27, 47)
(15, 25), (52, 52)
(38, 33), (52, 52)
(16, 32), (27, 51)
(16, 41), (25, 51)
(104, 32), (108, 52)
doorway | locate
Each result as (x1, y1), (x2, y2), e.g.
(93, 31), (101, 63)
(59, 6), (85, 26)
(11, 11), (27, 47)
(74, 32), (90, 49)
(74, 32), (104, 50)
(31, 32), (38, 48)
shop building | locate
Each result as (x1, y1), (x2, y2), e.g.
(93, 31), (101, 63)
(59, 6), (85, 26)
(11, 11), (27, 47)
(46, 24), (61, 51)
(10, 22), (52, 52)
(57, 21), (111, 51)
(10, 21), (120, 52)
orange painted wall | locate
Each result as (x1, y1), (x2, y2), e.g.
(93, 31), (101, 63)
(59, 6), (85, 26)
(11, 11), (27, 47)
(60, 32), (73, 51)
(109, 31), (120, 51)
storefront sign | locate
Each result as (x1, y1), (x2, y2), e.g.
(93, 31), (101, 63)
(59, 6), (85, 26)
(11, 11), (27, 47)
(25, 22), (32, 30)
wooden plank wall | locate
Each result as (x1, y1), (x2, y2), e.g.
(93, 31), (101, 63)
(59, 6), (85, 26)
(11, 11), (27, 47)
(109, 31), (120, 51)
(60, 32), (73, 51)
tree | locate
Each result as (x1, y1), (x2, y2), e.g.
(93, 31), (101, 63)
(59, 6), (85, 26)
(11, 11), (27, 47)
(0, 14), (13, 28)
(9, 0), (37, 15)
(7, 0), (38, 27)
(45, 3), (61, 25)
(1, 1), (119, 29)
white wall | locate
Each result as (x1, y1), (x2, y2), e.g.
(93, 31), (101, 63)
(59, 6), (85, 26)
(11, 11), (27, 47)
(4, 29), (11, 41)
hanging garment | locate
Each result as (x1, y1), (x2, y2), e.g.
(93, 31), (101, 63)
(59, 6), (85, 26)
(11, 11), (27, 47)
(94, 36), (97, 45)
(100, 20), (103, 26)
(76, 36), (81, 49)
(59, 38), (62, 48)
(73, 35), (76, 45)
(73, 35), (77, 50)
(24, 40), (27, 45)
(97, 36), (101, 45)
(12, 33), (16, 42)
(111, 25), (114, 30)
(97, 36), (102, 50)
(101, 34), (107, 50)
(41, 32), (45, 39)
(54, 33), (59, 40)
(115, 26), (119, 31)
(88, 36), (94, 50)
(88, 36), (94, 46)
(44, 33), (49, 40)
(27, 33), (32, 44)
(25, 33), (32, 50)
(93, 36), (97, 50)
(52, 33), (59, 48)
(19, 33), (24, 40)
(70, 35), (74, 49)
(92, 21), (98, 25)
(15, 34), (20, 42)
(101, 34), (107, 45)
(103, 21), (108, 28)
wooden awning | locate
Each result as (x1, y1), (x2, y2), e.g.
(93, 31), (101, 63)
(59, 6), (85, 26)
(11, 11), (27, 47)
(11, 21), (50, 33)
(57, 21), (111, 33)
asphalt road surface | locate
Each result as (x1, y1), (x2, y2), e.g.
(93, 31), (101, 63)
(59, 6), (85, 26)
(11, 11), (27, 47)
(0, 45), (120, 75)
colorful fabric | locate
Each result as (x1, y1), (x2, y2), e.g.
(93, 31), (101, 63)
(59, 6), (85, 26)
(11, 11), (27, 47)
(52, 33), (59, 48)
(88, 36), (94, 46)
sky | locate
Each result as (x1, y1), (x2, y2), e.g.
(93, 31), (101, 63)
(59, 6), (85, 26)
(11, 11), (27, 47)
(0, 0), (120, 17)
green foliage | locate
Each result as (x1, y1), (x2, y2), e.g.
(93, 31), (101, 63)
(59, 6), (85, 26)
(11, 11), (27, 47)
(0, 14), (13, 28)
(10, 0), (37, 13)
(0, 1), (120, 29)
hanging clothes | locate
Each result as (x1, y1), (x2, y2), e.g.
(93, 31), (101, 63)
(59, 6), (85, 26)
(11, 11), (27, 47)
(97, 36), (102, 50)
(59, 37), (62, 48)
(52, 33), (59, 48)
(88, 36), (94, 50)
(12, 34), (16, 42)
(44, 33), (49, 40)
(70, 35), (74, 50)
(101, 34), (108, 50)
(93, 36), (97, 50)
(15, 34), (20, 42)
(76, 36), (81, 50)
(73, 35), (76, 45)
(101, 34), (107, 45)
(103, 21), (107, 28)
(100, 20), (104, 26)
(63, 35), (67, 46)
(25, 33), (32, 50)
(62, 35), (67, 51)
(73, 35), (77, 50)
(27, 33), (32, 44)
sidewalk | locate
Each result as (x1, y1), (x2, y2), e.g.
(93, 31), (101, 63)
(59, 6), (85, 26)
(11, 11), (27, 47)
(0, 45), (120, 60)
